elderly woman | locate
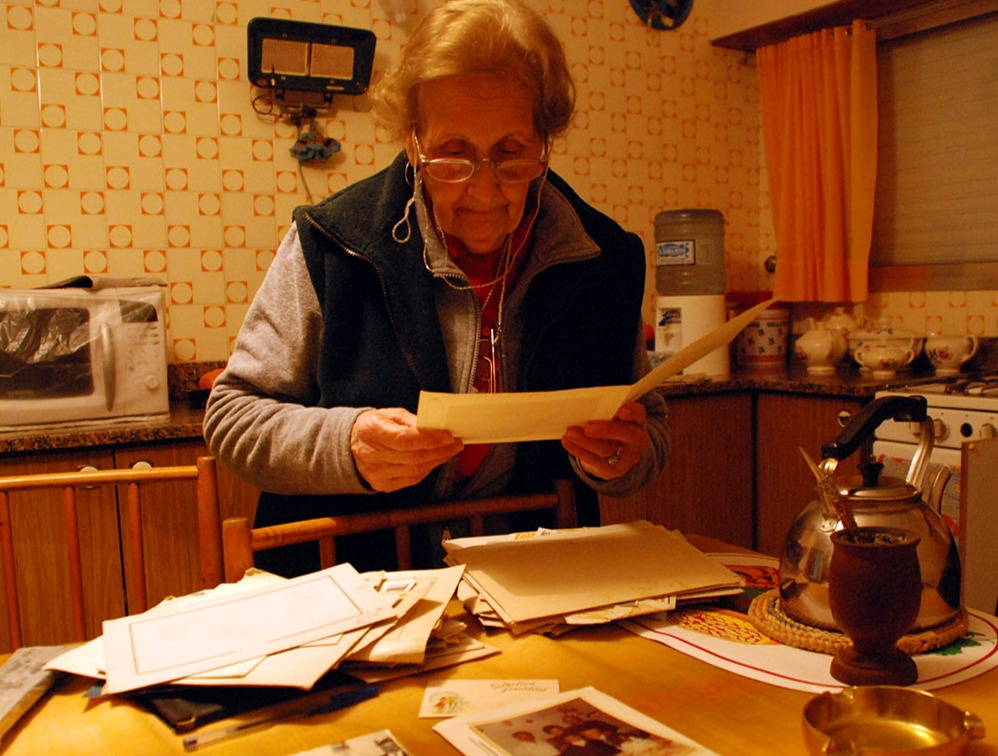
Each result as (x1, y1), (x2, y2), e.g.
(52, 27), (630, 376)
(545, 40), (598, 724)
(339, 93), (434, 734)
(204, 0), (669, 576)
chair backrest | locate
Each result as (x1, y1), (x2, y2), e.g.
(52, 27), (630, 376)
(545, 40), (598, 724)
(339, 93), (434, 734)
(0, 456), (223, 651)
(221, 479), (577, 582)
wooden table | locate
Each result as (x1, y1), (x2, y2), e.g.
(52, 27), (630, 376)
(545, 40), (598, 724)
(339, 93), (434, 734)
(4, 535), (997, 755)
(3, 607), (997, 756)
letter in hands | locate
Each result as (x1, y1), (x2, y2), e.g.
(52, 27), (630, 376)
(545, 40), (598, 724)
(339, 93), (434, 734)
(561, 401), (649, 480)
(350, 407), (464, 492)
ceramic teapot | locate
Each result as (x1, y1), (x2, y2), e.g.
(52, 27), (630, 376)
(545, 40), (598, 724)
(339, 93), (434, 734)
(779, 395), (962, 632)
(820, 307), (868, 366)
(795, 318), (848, 375)
(820, 307), (868, 341)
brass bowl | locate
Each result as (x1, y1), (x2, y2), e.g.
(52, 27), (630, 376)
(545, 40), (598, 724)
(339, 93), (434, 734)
(803, 686), (985, 755)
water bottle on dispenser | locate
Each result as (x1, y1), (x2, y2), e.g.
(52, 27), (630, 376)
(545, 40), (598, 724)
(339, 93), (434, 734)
(654, 209), (729, 376)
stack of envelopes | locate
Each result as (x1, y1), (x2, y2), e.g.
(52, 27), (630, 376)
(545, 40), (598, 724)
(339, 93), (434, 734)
(443, 521), (744, 635)
(45, 564), (498, 695)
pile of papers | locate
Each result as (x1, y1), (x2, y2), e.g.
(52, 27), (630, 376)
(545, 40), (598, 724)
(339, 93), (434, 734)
(45, 563), (498, 695)
(443, 521), (744, 635)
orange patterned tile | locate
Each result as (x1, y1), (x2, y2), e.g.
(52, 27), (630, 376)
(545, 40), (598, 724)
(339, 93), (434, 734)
(2, 1), (988, 361)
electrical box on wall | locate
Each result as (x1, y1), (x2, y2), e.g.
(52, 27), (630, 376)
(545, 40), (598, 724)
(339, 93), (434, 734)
(247, 18), (376, 106)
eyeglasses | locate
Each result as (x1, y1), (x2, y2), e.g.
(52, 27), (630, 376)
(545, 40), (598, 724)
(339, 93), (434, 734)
(413, 134), (547, 184)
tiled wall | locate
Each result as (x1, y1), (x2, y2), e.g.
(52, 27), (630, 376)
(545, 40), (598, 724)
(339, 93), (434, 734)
(2, 1), (991, 364)
(862, 292), (998, 339)
(1, 0), (771, 362)
(797, 292), (998, 341)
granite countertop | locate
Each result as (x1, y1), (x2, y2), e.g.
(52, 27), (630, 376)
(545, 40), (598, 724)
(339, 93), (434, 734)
(654, 361), (936, 399)
(0, 360), (218, 456)
(1, 358), (967, 456)
(0, 403), (207, 455)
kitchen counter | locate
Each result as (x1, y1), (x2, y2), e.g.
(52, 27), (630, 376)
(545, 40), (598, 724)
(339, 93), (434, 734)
(0, 360), (951, 456)
(652, 361), (942, 398)
(0, 403), (207, 455)
(0, 360), (218, 455)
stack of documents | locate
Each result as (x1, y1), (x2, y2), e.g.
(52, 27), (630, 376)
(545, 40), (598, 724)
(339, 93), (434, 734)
(45, 563), (498, 695)
(443, 521), (744, 635)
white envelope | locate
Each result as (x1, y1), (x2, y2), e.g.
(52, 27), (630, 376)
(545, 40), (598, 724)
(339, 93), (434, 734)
(101, 563), (396, 694)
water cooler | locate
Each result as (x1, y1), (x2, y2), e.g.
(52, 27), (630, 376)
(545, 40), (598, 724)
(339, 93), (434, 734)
(653, 209), (729, 376)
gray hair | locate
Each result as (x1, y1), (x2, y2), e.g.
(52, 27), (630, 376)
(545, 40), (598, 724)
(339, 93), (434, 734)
(370, 0), (575, 143)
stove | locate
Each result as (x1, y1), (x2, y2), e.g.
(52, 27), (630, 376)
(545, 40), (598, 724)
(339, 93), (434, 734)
(872, 375), (998, 614)
(874, 378), (998, 452)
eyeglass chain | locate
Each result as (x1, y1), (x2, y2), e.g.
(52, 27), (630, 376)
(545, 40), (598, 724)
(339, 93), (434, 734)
(393, 160), (545, 386)
(430, 179), (544, 357)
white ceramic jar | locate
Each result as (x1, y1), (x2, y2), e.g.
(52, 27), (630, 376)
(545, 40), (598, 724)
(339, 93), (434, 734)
(795, 319), (848, 375)
(925, 334), (979, 376)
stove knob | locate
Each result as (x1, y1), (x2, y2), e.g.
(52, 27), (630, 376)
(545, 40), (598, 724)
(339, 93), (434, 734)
(933, 418), (948, 442)
(982, 423), (997, 440)
(910, 418), (947, 442)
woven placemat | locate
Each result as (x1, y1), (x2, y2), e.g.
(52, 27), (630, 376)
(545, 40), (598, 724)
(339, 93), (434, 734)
(748, 589), (969, 655)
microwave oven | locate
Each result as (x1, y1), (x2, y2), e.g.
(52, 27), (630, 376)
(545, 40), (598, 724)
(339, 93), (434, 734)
(0, 286), (170, 431)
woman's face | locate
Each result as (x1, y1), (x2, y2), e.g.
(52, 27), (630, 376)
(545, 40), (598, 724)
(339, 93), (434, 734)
(410, 74), (544, 255)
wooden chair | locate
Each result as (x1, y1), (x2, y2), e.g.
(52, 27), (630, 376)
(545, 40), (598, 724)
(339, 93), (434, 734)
(0, 456), (223, 650)
(221, 479), (577, 582)
(960, 437), (998, 616)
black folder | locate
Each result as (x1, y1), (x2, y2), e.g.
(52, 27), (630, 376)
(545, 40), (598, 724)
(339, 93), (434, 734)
(131, 668), (371, 733)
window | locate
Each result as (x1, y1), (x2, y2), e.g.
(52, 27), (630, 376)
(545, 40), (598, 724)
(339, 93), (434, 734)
(869, 9), (998, 290)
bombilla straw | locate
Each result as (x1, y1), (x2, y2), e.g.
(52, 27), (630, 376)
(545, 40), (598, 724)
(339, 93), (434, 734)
(800, 447), (859, 532)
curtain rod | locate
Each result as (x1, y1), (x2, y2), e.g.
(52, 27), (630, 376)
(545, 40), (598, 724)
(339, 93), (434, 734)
(871, 0), (997, 41)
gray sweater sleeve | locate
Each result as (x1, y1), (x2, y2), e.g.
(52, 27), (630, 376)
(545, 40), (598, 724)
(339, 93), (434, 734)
(204, 222), (669, 499)
(203, 224), (371, 495)
(568, 326), (670, 497)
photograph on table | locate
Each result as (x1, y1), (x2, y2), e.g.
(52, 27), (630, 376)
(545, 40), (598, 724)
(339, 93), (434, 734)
(434, 686), (716, 755)
(473, 695), (695, 755)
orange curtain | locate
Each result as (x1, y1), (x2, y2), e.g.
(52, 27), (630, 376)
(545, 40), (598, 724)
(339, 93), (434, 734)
(757, 20), (878, 302)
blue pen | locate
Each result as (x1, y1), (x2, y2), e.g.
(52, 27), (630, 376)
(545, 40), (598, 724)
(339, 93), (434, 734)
(181, 684), (379, 751)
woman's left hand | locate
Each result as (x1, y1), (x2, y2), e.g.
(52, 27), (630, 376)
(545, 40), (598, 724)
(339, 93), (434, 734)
(561, 401), (650, 480)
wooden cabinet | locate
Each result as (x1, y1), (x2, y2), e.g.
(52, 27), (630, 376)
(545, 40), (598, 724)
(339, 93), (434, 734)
(0, 388), (871, 651)
(600, 393), (755, 549)
(114, 442), (260, 615)
(754, 393), (866, 557)
(0, 448), (121, 650)
(601, 391), (868, 557)
(0, 441), (259, 652)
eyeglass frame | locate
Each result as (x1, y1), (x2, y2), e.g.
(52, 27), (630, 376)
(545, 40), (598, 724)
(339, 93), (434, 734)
(411, 132), (549, 184)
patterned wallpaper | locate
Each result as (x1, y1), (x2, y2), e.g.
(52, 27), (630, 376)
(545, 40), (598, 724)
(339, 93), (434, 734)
(1, 0), (991, 364)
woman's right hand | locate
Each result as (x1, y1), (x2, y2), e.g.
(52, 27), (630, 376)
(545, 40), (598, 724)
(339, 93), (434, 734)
(350, 407), (464, 493)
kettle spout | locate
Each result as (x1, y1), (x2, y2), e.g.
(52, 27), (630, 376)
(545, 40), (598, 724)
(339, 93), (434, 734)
(926, 465), (952, 513)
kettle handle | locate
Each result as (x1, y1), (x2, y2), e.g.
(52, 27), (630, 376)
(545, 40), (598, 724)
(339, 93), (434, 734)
(821, 395), (929, 462)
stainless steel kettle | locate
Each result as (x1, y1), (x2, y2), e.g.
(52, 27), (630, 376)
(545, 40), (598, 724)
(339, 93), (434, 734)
(779, 395), (962, 631)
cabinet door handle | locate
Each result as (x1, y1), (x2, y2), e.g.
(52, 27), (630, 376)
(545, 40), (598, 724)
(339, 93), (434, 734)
(75, 464), (101, 489)
(130, 460), (153, 470)
(837, 409), (854, 427)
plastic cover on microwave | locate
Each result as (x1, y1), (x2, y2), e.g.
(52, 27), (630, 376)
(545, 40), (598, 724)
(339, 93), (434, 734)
(0, 285), (167, 412)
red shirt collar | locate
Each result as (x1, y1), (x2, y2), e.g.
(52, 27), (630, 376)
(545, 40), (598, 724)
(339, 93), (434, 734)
(443, 207), (538, 288)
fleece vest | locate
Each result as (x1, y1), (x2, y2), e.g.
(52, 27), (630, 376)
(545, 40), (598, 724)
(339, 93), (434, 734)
(254, 154), (645, 575)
